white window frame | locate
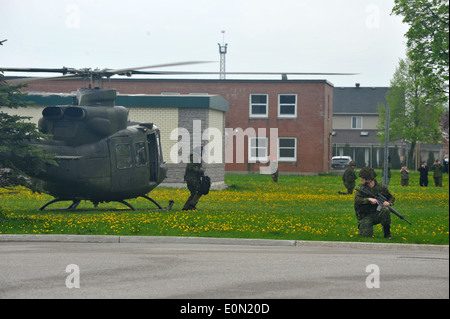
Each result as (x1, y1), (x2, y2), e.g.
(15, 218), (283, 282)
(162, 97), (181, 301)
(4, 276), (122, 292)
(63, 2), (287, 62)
(278, 137), (297, 162)
(278, 94), (297, 118)
(249, 94), (268, 118)
(248, 137), (268, 162)
(351, 116), (363, 129)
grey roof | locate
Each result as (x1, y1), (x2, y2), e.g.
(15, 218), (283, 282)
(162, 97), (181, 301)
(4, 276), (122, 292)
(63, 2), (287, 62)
(332, 129), (380, 145)
(116, 94), (229, 112)
(24, 93), (230, 112)
(333, 87), (389, 114)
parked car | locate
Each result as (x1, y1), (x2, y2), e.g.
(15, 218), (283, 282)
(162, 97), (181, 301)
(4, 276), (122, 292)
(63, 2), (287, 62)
(332, 156), (352, 170)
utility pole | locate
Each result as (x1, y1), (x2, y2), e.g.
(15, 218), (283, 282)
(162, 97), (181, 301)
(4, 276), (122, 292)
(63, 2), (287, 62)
(218, 30), (227, 80)
(382, 105), (390, 185)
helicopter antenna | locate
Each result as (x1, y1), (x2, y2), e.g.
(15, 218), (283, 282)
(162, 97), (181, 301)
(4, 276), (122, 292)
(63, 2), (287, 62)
(218, 31), (228, 80)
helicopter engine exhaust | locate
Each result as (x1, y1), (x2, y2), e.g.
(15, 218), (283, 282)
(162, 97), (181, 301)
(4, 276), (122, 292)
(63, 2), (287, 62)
(42, 106), (87, 121)
(39, 104), (128, 146)
(42, 106), (64, 120)
(64, 107), (87, 120)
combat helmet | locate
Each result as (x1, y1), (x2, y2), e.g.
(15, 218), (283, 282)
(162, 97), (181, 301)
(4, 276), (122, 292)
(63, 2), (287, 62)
(349, 161), (357, 167)
(358, 167), (377, 180)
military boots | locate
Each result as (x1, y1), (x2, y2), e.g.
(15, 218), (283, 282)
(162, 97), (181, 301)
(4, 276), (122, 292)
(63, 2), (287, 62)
(383, 225), (392, 239)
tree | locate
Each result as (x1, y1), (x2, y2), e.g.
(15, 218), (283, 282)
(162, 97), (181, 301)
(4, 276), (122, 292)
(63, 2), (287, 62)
(355, 148), (366, 168)
(0, 73), (56, 189)
(377, 57), (446, 168)
(391, 146), (402, 169)
(427, 150), (435, 167)
(392, 0), (449, 97)
(371, 147), (379, 168)
(440, 108), (449, 142)
(343, 143), (351, 157)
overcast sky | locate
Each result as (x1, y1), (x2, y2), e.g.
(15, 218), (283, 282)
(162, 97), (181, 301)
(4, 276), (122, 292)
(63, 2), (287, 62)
(0, 0), (409, 87)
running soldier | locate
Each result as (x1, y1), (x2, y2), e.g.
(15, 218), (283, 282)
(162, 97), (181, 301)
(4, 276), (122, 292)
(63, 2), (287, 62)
(339, 161), (357, 195)
(182, 153), (204, 210)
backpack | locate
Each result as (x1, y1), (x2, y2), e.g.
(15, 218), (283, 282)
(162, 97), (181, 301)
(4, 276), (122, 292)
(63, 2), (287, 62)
(199, 175), (211, 195)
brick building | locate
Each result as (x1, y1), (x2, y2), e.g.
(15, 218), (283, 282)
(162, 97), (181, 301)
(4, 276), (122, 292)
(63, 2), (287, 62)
(20, 78), (334, 174)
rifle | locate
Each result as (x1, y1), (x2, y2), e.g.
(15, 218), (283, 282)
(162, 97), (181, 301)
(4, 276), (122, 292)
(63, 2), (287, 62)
(358, 187), (412, 225)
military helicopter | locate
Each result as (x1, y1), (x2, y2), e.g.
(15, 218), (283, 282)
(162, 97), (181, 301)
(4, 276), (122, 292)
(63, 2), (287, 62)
(2, 62), (212, 211)
(3, 63), (356, 211)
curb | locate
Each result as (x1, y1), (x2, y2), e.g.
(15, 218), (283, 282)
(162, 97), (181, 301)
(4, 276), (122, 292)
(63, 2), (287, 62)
(0, 234), (448, 252)
(295, 240), (449, 252)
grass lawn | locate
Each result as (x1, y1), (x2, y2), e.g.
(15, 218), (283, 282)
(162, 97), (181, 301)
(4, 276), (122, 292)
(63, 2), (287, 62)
(0, 170), (448, 245)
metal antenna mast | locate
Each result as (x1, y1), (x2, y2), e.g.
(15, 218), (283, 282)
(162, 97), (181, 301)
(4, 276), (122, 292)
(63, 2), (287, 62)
(218, 30), (228, 80)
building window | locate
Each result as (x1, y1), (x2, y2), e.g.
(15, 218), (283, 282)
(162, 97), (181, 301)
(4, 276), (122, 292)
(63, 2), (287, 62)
(278, 94), (297, 118)
(278, 137), (297, 161)
(249, 94), (268, 118)
(351, 116), (362, 129)
(249, 137), (268, 162)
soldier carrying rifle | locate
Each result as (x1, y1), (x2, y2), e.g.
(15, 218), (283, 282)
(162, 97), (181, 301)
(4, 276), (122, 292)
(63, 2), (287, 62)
(354, 167), (395, 239)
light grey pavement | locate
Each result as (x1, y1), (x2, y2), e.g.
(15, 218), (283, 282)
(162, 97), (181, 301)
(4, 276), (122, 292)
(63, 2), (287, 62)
(0, 235), (448, 299)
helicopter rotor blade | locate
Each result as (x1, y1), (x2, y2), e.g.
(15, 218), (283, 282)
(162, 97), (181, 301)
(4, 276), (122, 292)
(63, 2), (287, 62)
(130, 71), (358, 76)
(5, 74), (84, 84)
(2, 61), (215, 81)
(108, 61), (214, 75)
(1, 67), (69, 74)
(2, 62), (357, 84)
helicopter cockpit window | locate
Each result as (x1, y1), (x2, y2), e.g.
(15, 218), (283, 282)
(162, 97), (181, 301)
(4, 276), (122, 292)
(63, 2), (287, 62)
(115, 144), (132, 169)
(134, 142), (147, 167)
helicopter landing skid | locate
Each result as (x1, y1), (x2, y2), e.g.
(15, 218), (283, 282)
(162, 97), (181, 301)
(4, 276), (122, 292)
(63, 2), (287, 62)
(38, 197), (174, 211)
(140, 196), (174, 211)
(38, 199), (81, 211)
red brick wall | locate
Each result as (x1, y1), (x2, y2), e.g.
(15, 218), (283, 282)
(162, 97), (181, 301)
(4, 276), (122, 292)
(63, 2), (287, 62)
(24, 79), (333, 173)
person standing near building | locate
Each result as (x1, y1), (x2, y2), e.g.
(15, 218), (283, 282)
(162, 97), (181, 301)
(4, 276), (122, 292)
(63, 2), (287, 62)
(354, 167), (395, 238)
(400, 165), (410, 186)
(339, 161), (357, 194)
(430, 159), (444, 187)
(418, 161), (429, 187)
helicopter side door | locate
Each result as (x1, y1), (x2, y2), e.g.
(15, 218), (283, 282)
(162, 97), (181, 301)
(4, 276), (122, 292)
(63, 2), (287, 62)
(109, 136), (149, 193)
(147, 132), (159, 182)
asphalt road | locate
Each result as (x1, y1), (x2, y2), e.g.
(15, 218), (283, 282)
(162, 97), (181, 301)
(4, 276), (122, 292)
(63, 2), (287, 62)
(0, 238), (448, 300)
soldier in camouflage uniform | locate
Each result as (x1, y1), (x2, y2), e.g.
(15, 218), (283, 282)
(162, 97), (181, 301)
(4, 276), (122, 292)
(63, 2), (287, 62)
(339, 161), (357, 195)
(430, 159), (444, 187)
(400, 165), (410, 186)
(354, 167), (395, 238)
(182, 153), (204, 210)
